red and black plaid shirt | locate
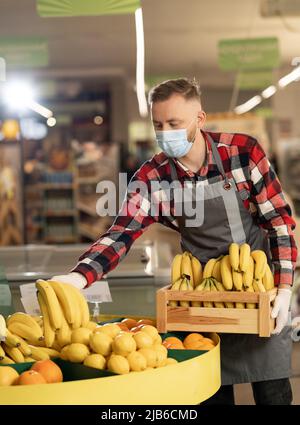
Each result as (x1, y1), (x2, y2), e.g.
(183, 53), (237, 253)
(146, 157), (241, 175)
(72, 130), (297, 287)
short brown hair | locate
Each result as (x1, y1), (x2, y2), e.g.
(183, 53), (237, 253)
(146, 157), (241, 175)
(148, 77), (201, 104)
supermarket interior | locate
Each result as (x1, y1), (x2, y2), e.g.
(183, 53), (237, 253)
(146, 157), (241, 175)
(0, 0), (300, 406)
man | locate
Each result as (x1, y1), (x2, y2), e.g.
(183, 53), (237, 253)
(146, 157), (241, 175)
(53, 78), (297, 405)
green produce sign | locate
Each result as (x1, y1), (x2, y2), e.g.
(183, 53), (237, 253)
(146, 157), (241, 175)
(37, 0), (140, 17)
(237, 70), (274, 89)
(218, 37), (280, 71)
(0, 38), (48, 68)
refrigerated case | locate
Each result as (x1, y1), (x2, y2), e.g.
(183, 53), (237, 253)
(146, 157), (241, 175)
(0, 241), (173, 317)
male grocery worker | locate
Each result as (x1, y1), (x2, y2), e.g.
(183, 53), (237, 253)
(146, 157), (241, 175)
(52, 78), (297, 405)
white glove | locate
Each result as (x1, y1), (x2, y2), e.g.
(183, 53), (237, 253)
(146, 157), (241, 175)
(50, 272), (87, 290)
(271, 288), (291, 335)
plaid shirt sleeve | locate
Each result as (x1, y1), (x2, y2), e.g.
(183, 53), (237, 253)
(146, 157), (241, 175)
(71, 169), (157, 286)
(249, 139), (297, 286)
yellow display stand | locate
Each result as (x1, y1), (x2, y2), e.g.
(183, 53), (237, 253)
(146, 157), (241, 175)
(0, 317), (221, 405)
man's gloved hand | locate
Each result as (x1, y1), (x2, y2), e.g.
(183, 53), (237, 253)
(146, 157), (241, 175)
(271, 288), (292, 335)
(50, 272), (87, 290)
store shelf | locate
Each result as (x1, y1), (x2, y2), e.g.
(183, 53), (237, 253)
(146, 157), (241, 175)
(77, 202), (98, 217)
(78, 224), (99, 240)
(40, 183), (75, 190)
(45, 236), (77, 244)
(43, 210), (76, 217)
(77, 177), (101, 185)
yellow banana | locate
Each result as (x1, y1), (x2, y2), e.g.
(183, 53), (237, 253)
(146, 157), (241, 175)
(214, 280), (235, 308)
(245, 283), (256, 309)
(3, 344), (24, 363)
(36, 279), (63, 330)
(210, 279), (225, 308)
(48, 280), (77, 325)
(203, 259), (218, 279)
(15, 335), (32, 357)
(229, 243), (240, 271)
(212, 259), (222, 282)
(262, 263), (274, 291)
(253, 279), (266, 293)
(0, 344), (5, 360)
(7, 312), (43, 336)
(171, 254), (183, 285)
(37, 347), (61, 358)
(235, 302), (245, 309)
(56, 314), (72, 347)
(8, 322), (43, 344)
(242, 256), (254, 288)
(29, 345), (50, 361)
(191, 275), (203, 307)
(24, 357), (36, 363)
(202, 279), (214, 308)
(232, 270), (243, 291)
(220, 255), (233, 290)
(251, 250), (267, 280)
(181, 252), (194, 287)
(68, 286), (90, 328)
(37, 291), (56, 348)
(239, 243), (251, 272)
(191, 256), (202, 288)
(4, 330), (21, 348)
(0, 356), (15, 365)
(169, 277), (182, 307)
(179, 276), (192, 307)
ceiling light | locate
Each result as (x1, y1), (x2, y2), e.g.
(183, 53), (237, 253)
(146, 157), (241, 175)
(278, 66), (300, 88)
(3, 81), (34, 111)
(234, 95), (262, 115)
(47, 117), (56, 127)
(135, 7), (148, 117)
(261, 85), (277, 99)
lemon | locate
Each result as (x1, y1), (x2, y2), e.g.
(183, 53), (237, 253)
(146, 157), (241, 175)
(138, 348), (157, 368)
(67, 343), (90, 363)
(71, 327), (92, 345)
(127, 351), (147, 372)
(89, 333), (113, 356)
(107, 355), (130, 375)
(96, 324), (121, 339)
(0, 366), (19, 386)
(140, 325), (159, 341)
(112, 333), (136, 356)
(165, 358), (178, 366)
(133, 332), (153, 349)
(83, 354), (106, 370)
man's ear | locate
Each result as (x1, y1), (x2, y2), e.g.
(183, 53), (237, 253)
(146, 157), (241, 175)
(197, 110), (206, 127)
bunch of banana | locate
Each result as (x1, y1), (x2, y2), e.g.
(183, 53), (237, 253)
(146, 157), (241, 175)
(36, 279), (90, 349)
(170, 251), (202, 307)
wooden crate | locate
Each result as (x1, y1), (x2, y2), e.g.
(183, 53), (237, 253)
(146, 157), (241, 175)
(156, 286), (277, 337)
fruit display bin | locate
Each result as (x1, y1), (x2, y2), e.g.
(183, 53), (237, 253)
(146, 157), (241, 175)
(156, 286), (277, 337)
(0, 315), (221, 405)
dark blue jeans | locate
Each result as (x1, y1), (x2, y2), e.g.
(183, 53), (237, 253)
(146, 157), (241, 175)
(202, 378), (293, 405)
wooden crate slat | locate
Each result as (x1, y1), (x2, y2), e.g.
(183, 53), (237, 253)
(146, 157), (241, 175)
(166, 288), (260, 303)
(156, 285), (277, 336)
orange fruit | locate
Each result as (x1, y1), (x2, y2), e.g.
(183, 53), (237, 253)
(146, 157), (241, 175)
(31, 360), (63, 383)
(163, 337), (184, 347)
(183, 333), (204, 347)
(121, 318), (137, 330)
(117, 323), (130, 332)
(136, 319), (155, 327)
(168, 343), (185, 350)
(16, 370), (47, 385)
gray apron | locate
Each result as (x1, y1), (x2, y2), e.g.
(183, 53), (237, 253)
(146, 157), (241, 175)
(169, 134), (292, 385)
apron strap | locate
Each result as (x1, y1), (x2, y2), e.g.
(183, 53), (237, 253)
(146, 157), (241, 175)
(168, 159), (186, 232)
(206, 133), (231, 188)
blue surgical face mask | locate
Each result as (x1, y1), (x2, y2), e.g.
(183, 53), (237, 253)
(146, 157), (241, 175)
(155, 118), (198, 158)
